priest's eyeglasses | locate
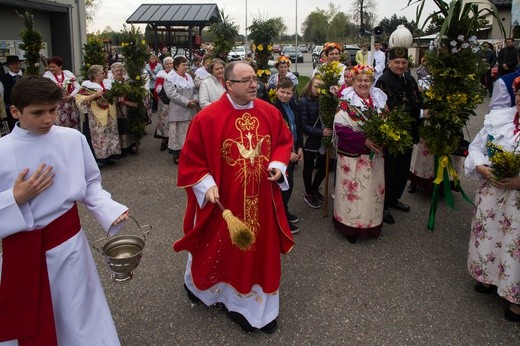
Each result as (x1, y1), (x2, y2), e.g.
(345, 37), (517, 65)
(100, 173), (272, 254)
(228, 77), (259, 85)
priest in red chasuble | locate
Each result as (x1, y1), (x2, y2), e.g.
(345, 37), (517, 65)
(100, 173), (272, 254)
(175, 61), (294, 334)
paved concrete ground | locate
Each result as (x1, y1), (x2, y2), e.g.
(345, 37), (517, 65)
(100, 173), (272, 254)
(79, 94), (520, 345)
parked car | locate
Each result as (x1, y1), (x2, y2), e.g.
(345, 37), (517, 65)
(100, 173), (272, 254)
(344, 44), (361, 65)
(297, 44), (308, 53)
(272, 44), (281, 54)
(281, 45), (293, 55)
(311, 45), (323, 58)
(282, 46), (304, 63)
(227, 46), (246, 61)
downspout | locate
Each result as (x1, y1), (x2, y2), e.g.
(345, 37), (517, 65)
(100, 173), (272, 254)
(75, 0), (85, 76)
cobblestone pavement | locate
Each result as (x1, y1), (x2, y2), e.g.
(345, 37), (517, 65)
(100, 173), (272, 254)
(80, 97), (520, 345)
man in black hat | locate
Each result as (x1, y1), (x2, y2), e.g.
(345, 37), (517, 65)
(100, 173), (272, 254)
(0, 55), (24, 132)
(375, 42), (422, 225)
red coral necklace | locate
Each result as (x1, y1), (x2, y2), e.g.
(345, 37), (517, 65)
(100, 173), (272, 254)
(53, 72), (64, 87)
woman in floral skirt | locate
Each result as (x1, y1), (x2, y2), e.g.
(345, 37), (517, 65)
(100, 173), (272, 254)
(333, 64), (388, 244)
(464, 76), (520, 322)
(76, 65), (121, 165)
(43, 56), (81, 129)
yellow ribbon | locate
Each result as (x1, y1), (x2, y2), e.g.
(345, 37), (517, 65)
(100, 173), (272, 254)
(433, 155), (459, 185)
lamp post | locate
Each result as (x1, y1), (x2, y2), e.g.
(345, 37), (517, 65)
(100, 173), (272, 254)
(245, 0), (248, 49)
(294, 0), (298, 73)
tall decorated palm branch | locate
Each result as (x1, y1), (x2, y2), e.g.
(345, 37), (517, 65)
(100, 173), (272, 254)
(81, 39), (105, 81)
(406, 0), (505, 230)
(17, 11), (44, 75)
(248, 18), (278, 81)
(207, 9), (239, 61)
(117, 25), (149, 148)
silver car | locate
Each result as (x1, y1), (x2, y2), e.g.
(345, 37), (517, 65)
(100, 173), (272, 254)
(282, 46), (304, 63)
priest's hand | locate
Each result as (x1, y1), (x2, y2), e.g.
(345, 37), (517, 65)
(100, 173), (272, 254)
(206, 185), (219, 203)
(268, 168), (282, 182)
(13, 163), (55, 205)
(112, 211), (129, 226)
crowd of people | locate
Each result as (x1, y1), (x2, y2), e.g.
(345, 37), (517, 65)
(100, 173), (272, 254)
(1, 29), (520, 344)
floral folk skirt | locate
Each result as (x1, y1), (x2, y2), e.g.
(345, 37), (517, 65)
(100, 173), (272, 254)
(468, 179), (520, 304)
(154, 100), (169, 139)
(333, 153), (385, 238)
(55, 99), (80, 130)
(410, 139), (465, 189)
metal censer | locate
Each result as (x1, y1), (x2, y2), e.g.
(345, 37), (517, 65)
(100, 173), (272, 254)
(93, 216), (151, 283)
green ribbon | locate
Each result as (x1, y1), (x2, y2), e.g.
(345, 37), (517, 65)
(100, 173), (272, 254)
(427, 155), (474, 231)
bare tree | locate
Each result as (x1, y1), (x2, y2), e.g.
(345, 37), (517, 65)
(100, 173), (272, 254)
(351, 0), (377, 29)
(85, 0), (101, 23)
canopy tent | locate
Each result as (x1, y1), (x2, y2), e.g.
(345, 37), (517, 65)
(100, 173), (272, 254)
(127, 3), (220, 58)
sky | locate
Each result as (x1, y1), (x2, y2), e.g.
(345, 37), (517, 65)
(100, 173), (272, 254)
(90, 0), (439, 36)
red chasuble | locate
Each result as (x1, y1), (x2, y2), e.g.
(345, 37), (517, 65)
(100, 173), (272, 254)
(175, 93), (294, 294)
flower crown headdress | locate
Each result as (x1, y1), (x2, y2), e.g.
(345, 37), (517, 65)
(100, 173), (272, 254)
(276, 55), (291, 65)
(513, 76), (520, 93)
(351, 64), (374, 77)
(323, 42), (343, 54)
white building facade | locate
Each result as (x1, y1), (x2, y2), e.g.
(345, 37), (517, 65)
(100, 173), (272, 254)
(0, 0), (87, 75)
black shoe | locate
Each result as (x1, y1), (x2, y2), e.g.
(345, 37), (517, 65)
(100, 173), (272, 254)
(474, 282), (497, 294)
(313, 191), (325, 203)
(260, 319), (278, 334)
(383, 210), (395, 224)
(184, 284), (201, 303)
(160, 141), (168, 151)
(214, 302), (228, 312)
(227, 311), (255, 333)
(111, 153), (125, 160)
(286, 212), (299, 224)
(125, 146), (137, 155)
(304, 194), (321, 209)
(289, 223), (300, 235)
(391, 201), (410, 212)
(97, 158), (116, 166)
(505, 305), (520, 322)
(345, 235), (357, 244)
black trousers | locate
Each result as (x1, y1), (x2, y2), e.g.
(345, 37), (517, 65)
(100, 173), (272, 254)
(302, 150), (326, 195)
(281, 161), (296, 214)
(384, 148), (412, 209)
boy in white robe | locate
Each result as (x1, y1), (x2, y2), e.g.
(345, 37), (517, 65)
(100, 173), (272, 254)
(0, 75), (129, 345)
